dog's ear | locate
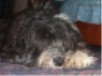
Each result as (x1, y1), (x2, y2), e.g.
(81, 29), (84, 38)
(54, 13), (80, 33)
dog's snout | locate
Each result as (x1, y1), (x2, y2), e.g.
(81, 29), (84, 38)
(54, 57), (64, 66)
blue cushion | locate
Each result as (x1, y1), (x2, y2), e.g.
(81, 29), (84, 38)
(60, 0), (101, 24)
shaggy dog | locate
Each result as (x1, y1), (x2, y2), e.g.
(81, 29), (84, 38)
(0, 9), (97, 69)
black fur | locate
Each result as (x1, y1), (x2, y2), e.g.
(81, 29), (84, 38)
(0, 9), (89, 67)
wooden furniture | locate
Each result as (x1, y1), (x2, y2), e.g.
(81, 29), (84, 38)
(0, 0), (57, 19)
(75, 20), (101, 46)
(0, 0), (47, 19)
(14, 0), (28, 14)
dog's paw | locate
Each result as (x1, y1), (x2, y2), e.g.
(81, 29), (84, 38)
(64, 49), (96, 69)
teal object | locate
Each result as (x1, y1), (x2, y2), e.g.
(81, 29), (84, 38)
(60, 0), (101, 24)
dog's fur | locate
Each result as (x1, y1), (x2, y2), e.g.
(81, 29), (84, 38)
(0, 9), (97, 69)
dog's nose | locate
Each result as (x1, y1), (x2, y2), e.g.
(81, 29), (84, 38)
(54, 57), (64, 66)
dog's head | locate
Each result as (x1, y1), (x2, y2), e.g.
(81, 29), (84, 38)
(27, 13), (81, 68)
